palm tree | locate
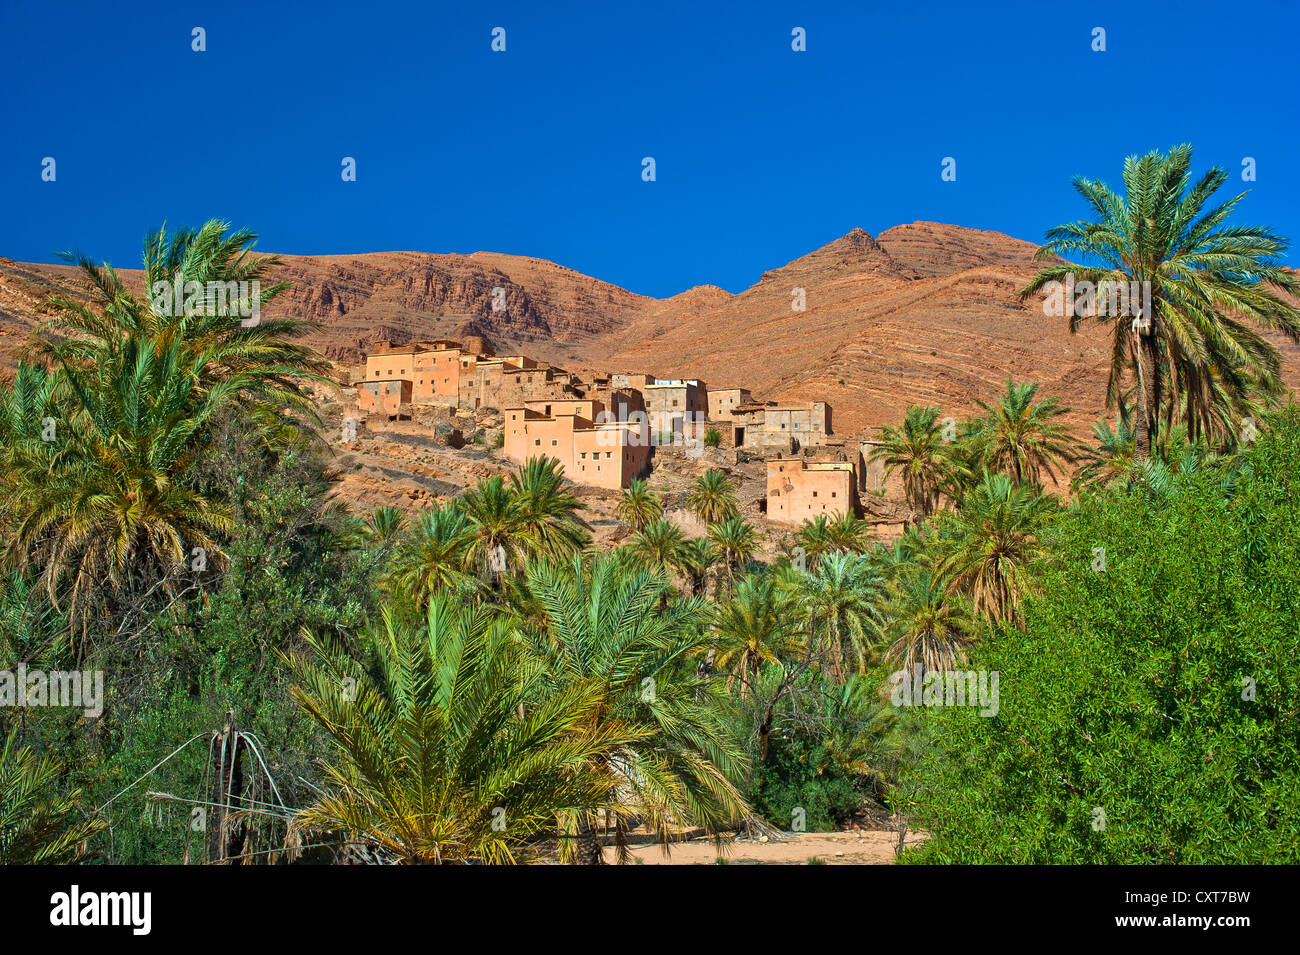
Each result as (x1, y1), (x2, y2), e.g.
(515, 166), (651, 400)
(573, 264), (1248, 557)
(628, 519), (685, 570)
(881, 566), (974, 676)
(520, 555), (749, 863)
(362, 505), (406, 551)
(290, 597), (635, 864)
(0, 729), (105, 863)
(686, 469), (739, 526)
(825, 512), (869, 553)
(39, 220), (327, 419)
(1073, 411), (1136, 490)
(933, 472), (1052, 627)
(794, 515), (833, 570)
(614, 478), (662, 532)
(509, 457), (590, 562)
(711, 574), (797, 697)
(786, 551), (886, 681)
(670, 536), (718, 597)
(708, 516), (759, 598)
(973, 380), (1079, 488)
(1021, 145), (1300, 460)
(459, 475), (525, 585)
(3, 339), (235, 636)
(869, 406), (965, 527)
(385, 504), (478, 606)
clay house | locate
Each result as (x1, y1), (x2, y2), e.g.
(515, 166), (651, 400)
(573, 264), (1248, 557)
(611, 372), (655, 392)
(503, 399), (649, 489)
(734, 400), (831, 450)
(707, 387), (752, 422)
(357, 378), (413, 419)
(766, 458), (857, 524)
(643, 379), (707, 440)
(364, 340), (471, 404)
(857, 439), (888, 494)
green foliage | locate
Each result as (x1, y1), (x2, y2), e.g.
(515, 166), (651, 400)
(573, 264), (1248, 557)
(899, 410), (1300, 863)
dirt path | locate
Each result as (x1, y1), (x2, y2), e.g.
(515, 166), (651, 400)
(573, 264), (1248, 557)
(618, 830), (922, 865)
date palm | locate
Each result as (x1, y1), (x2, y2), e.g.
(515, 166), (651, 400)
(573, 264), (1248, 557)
(459, 475), (525, 585)
(1021, 145), (1300, 460)
(711, 573), (797, 697)
(786, 550), (887, 681)
(290, 597), (635, 864)
(932, 472), (1052, 627)
(39, 220), (327, 419)
(869, 406), (965, 527)
(881, 566), (974, 677)
(520, 554), (749, 863)
(385, 504), (478, 606)
(1073, 411), (1136, 490)
(973, 380), (1079, 488)
(708, 516), (759, 599)
(686, 469), (739, 526)
(670, 536), (718, 597)
(509, 456), (590, 562)
(629, 519), (685, 570)
(362, 505), (406, 551)
(3, 339), (235, 639)
(615, 478), (662, 532)
(0, 729), (106, 864)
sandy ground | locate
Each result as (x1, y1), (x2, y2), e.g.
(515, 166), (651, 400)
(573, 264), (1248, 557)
(617, 830), (924, 865)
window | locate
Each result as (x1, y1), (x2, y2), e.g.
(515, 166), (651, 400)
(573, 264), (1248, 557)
(551, 439), (558, 446)
(812, 491), (819, 498)
(831, 492), (837, 498)
(534, 439), (541, 446)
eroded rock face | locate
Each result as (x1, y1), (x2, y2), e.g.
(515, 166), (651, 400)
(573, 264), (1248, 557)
(5, 225), (1298, 444)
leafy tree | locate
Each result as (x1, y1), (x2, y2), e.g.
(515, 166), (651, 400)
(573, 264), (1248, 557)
(901, 409), (1300, 862)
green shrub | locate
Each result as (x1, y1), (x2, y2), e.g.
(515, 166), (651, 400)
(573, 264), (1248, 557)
(899, 410), (1300, 863)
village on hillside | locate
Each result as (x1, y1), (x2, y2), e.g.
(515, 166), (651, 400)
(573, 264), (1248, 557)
(330, 336), (903, 543)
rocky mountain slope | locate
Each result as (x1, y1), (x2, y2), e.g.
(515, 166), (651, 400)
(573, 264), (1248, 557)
(4, 221), (1298, 440)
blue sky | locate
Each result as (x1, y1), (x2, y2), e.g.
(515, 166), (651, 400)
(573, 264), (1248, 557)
(3, 0), (1297, 297)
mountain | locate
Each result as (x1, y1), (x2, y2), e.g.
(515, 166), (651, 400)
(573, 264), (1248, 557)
(4, 223), (1298, 439)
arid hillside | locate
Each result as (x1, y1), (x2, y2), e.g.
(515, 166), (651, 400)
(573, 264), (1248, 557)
(4, 221), (1298, 439)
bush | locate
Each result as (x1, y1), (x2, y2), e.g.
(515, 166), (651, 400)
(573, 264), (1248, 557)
(898, 410), (1300, 863)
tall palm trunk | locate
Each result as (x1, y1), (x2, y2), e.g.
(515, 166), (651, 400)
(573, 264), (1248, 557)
(1133, 332), (1157, 463)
